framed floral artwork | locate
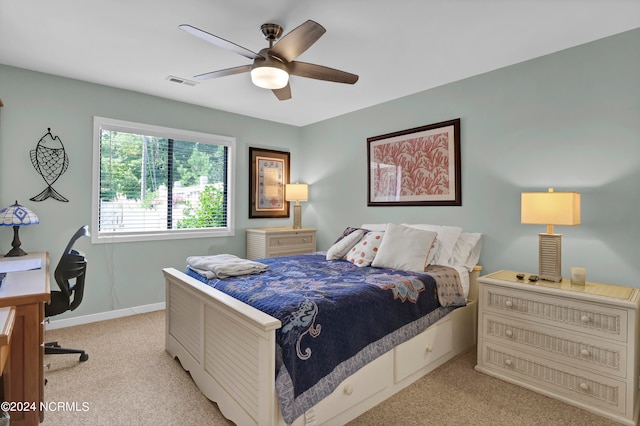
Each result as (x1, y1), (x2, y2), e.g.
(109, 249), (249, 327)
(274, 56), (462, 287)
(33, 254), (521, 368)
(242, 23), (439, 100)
(249, 147), (290, 218)
(367, 119), (461, 206)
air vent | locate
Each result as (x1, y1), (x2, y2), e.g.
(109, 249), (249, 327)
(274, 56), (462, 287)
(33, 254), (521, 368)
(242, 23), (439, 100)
(166, 76), (198, 87)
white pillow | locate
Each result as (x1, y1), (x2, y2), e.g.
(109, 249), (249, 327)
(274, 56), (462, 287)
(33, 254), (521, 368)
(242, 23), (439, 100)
(326, 229), (365, 260)
(402, 224), (462, 266)
(371, 223), (437, 273)
(449, 233), (482, 271)
(345, 231), (384, 267)
(427, 238), (440, 266)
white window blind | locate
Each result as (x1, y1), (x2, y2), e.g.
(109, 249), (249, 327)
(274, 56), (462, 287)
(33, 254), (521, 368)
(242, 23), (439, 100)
(92, 117), (235, 243)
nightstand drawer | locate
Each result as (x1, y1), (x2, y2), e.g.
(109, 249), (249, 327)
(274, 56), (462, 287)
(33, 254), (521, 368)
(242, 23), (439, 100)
(481, 312), (627, 378)
(479, 342), (627, 415)
(482, 285), (628, 342)
(247, 227), (317, 259)
(266, 232), (315, 249)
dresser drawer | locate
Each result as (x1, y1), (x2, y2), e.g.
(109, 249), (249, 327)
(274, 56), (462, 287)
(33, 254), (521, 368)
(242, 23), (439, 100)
(395, 316), (453, 381)
(479, 342), (627, 415)
(481, 312), (627, 378)
(482, 285), (628, 342)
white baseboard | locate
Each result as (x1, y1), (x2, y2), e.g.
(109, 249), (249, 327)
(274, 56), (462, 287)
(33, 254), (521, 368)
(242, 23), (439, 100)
(46, 302), (166, 330)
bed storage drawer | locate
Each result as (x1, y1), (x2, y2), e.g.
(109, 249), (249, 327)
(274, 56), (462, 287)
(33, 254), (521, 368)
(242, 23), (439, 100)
(312, 351), (393, 424)
(394, 317), (453, 382)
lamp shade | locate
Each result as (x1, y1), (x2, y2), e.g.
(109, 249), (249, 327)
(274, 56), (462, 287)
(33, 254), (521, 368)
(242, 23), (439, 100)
(0, 201), (39, 226)
(0, 201), (39, 256)
(285, 183), (308, 202)
(521, 188), (580, 227)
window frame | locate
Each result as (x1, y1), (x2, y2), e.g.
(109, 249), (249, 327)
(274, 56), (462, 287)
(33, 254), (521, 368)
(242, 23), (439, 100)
(91, 116), (235, 244)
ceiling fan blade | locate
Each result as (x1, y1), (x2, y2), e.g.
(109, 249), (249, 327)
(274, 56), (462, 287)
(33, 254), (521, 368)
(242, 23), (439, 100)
(270, 20), (326, 62)
(194, 65), (252, 80)
(179, 24), (262, 60)
(272, 83), (292, 101)
(289, 61), (359, 84)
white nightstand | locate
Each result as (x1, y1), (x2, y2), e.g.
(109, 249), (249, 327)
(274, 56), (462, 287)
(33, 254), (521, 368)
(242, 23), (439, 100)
(246, 227), (316, 260)
(476, 270), (640, 425)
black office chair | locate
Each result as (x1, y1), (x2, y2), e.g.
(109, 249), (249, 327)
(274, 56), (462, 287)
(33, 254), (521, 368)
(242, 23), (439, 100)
(45, 225), (90, 362)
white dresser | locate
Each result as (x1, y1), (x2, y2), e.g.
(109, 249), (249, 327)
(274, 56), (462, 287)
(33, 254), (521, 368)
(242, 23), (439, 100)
(246, 227), (316, 260)
(476, 270), (640, 425)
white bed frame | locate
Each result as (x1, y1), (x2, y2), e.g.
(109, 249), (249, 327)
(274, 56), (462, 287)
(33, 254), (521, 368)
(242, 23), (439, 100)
(163, 265), (481, 426)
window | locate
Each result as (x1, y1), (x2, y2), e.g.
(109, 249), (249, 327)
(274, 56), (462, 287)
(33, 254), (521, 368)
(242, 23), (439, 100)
(92, 117), (235, 243)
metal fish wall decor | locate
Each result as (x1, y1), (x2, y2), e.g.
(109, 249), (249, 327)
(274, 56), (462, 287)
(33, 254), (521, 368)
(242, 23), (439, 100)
(30, 127), (69, 202)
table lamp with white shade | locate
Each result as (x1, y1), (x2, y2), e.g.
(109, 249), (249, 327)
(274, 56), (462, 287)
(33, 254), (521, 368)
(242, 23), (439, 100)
(285, 183), (308, 229)
(521, 188), (581, 282)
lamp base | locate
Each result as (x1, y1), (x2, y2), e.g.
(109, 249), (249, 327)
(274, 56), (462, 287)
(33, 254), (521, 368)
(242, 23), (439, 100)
(292, 204), (302, 229)
(5, 225), (27, 257)
(539, 233), (562, 282)
(5, 246), (27, 257)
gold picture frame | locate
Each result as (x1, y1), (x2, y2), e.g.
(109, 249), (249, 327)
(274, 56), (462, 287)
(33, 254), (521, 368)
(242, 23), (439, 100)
(249, 147), (290, 218)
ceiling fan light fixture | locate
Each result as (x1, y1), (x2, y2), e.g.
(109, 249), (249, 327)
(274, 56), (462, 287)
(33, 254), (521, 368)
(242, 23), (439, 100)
(251, 59), (289, 90)
(182, 20), (358, 100)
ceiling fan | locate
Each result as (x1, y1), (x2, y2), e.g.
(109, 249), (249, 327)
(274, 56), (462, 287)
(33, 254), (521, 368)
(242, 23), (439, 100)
(179, 20), (359, 101)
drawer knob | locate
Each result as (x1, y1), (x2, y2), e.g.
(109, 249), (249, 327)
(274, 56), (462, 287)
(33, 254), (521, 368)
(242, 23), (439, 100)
(505, 300), (513, 308)
(277, 239), (283, 244)
(580, 349), (591, 357)
(504, 359), (513, 367)
(579, 382), (589, 392)
(344, 384), (354, 395)
(303, 238), (308, 242)
(425, 344), (433, 353)
(505, 330), (513, 338)
(580, 315), (591, 323)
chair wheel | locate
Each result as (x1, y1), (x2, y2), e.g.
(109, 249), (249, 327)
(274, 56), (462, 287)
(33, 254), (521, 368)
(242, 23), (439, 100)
(79, 353), (89, 362)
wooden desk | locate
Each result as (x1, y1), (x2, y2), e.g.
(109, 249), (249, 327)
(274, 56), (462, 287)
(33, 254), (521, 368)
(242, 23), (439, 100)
(0, 306), (16, 375)
(0, 305), (16, 413)
(0, 253), (49, 425)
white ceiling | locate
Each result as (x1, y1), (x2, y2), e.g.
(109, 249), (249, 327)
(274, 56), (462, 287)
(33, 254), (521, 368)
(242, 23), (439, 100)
(1, 1), (639, 127)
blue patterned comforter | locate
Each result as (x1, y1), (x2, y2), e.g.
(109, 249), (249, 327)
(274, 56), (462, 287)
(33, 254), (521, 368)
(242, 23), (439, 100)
(185, 253), (466, 424)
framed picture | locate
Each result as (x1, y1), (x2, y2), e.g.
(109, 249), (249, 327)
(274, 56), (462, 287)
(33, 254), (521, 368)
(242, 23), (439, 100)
(249, 147), (290, 218)
(367, 118), (461, 206)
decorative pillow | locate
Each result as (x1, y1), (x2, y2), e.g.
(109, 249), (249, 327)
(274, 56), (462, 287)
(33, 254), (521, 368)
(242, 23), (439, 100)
(331, 226), (361, 244)
(345, 231), (384, 267)
(359, 223), (388, 232)
(326, 228), (366, 260)
(371, 223), (437, 273)
(449, 233), (482, 271)
(402, 224), (462, 266)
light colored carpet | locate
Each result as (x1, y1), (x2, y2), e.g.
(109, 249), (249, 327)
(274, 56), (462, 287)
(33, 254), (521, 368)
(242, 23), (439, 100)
(41, 310), (620, 425)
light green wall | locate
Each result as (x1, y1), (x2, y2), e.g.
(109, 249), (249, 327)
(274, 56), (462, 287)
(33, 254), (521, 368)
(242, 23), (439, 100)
(300, 28), (640, 287)
(1, 28), (638, 321)
(0, 65), (302, 317)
